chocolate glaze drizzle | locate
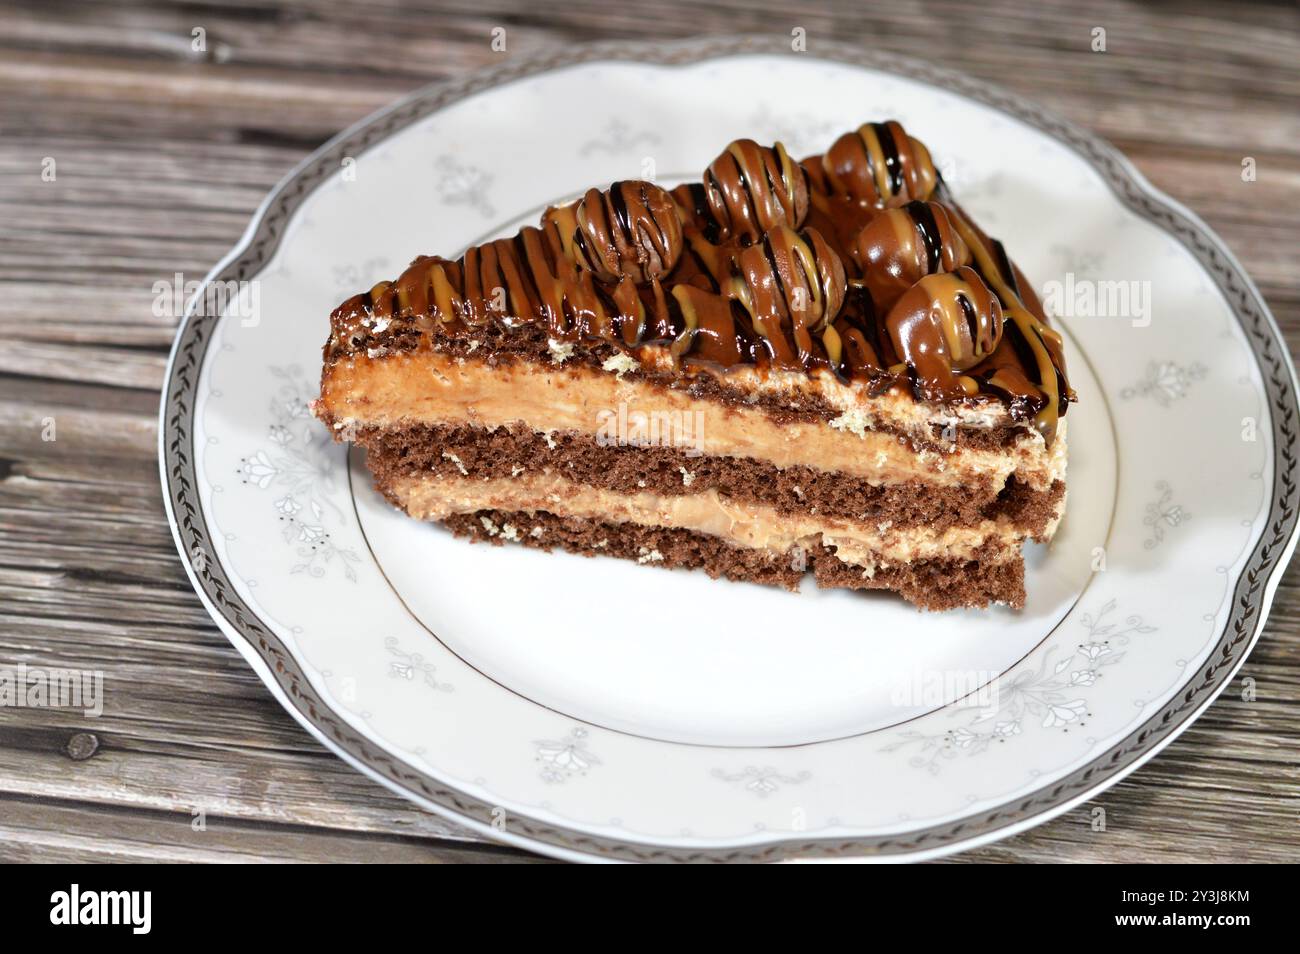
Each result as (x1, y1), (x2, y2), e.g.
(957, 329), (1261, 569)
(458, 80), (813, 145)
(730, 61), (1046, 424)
(326, 120), (1075, 442)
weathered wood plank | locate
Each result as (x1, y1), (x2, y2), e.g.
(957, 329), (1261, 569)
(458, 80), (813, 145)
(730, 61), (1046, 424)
(0, 797), (544, 863)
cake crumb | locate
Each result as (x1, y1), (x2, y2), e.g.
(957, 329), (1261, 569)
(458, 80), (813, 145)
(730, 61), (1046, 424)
(547, 337), (575, 364)
(442, 451), (468, 475)
(501, 522), (521, 542)
(636, 547), (664, 564)
(479, 516), (499, 536)
(679, 466), (695, 487)
(829, 408), (872, 438)
(602, 353), (639, 377)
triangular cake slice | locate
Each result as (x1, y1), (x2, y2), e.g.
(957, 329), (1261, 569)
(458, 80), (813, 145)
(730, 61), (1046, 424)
(314, 120), (1073, 610)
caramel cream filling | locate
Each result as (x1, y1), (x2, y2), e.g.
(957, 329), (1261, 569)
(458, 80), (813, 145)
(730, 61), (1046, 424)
(322, 352), (1065, 490)
(386, 470), (1045, 571)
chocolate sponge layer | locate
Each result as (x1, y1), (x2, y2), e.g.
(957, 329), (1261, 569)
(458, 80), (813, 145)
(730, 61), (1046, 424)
(436, 508), (1026, 611)
(358, 421), (1064, 536)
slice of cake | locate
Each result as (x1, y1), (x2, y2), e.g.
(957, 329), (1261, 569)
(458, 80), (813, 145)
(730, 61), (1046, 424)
(313, 120), (1073, 610)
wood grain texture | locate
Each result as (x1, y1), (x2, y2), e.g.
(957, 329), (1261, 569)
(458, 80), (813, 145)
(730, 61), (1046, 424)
(2, 0), (1298, 864)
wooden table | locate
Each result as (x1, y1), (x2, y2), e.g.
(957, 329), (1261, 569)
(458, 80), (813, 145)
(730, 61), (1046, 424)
(2, 0), (1297, 863)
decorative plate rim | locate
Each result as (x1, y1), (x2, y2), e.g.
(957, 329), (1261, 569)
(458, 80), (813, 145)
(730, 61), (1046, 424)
(158, 34), (1299, 863)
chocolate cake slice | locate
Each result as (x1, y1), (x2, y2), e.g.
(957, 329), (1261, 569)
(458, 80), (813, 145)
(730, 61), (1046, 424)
(313, 120), (1073, 610)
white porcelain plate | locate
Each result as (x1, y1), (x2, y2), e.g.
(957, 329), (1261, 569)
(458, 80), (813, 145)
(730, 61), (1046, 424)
(161, 38), (1298, 862)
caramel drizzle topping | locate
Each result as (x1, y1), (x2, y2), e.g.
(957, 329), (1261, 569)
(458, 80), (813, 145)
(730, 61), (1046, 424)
(572, 180), (683, 284)
(883, 265), (1002, 403)
(326, 120), (1073, 442)
(703, 139), (809, 243)
(726, 225), (846, 369)
(851, 200), (971, 312)
(823, 121), (938, 205)
(937, 198), (1072, 442)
